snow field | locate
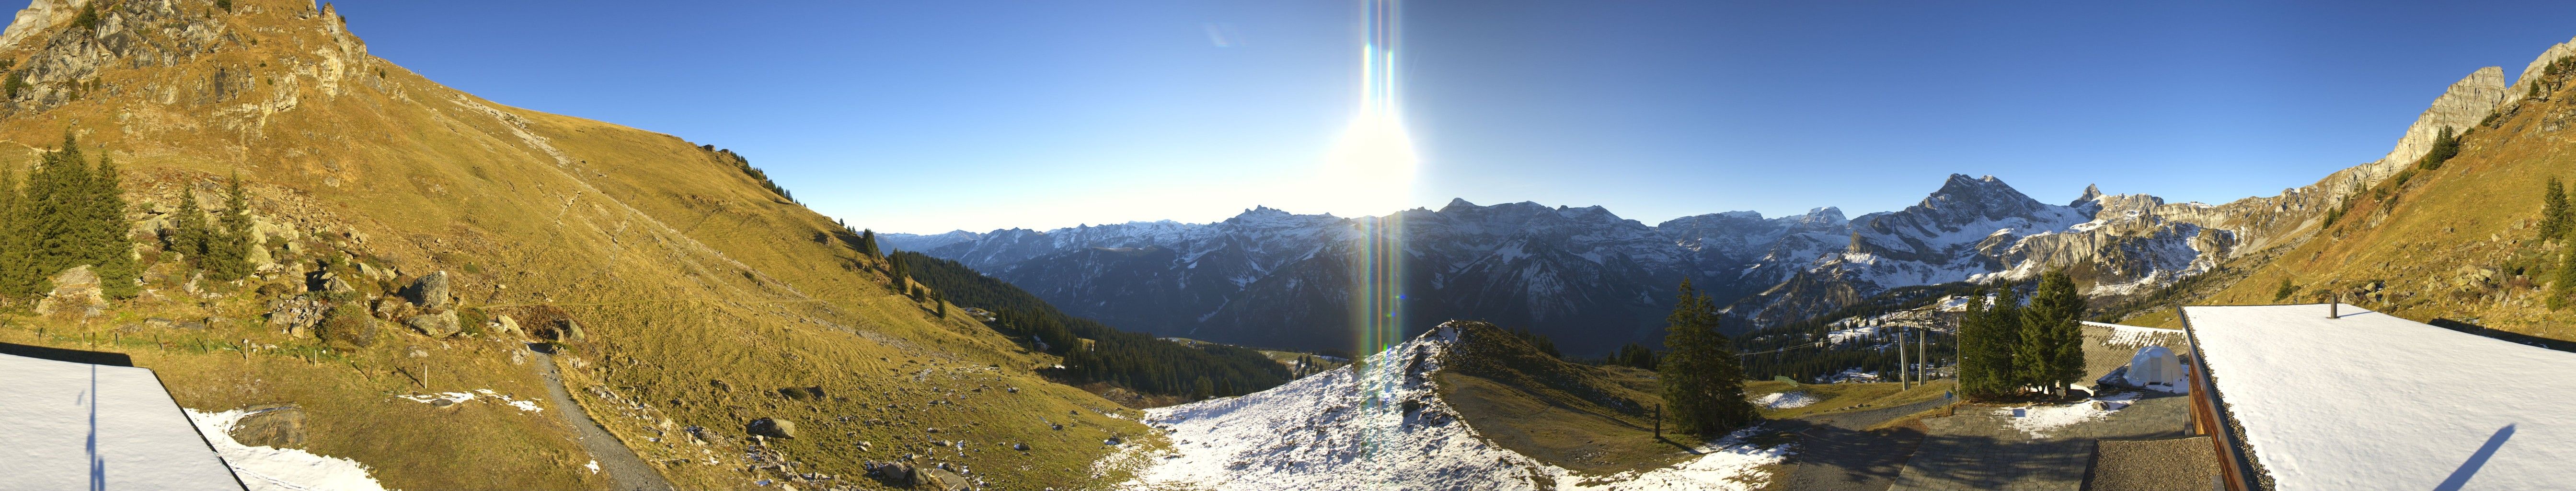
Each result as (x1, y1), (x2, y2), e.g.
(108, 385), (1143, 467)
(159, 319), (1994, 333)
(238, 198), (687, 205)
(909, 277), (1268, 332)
(1119, 325), (1790, 491)
(392, 388), (543, 413)
(1751, 392), (1820, 410)
(2005, 392), (2140, 437)
(185, 409), (390, 491)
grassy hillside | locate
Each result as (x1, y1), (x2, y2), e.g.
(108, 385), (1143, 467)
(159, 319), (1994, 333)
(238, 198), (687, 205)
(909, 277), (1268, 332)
(2155, 57), (2576, 344)
(1434, 321), (1688, 475)
(0, 1), (1150, 489)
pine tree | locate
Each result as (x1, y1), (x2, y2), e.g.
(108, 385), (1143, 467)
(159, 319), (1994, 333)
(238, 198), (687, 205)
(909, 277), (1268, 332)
(2545, 178), (2568, 242)
(2022, 271), (2085, 397)
(25, 132), (91, 279)
(2419, 127), (2460, 170)
(1957, 287), (2017, 399)
(171, 188), (211, 262)
(89, 153), (136, 299)
(1658, 279), (1755, 437)
(858, 229), (881, 258)
(203, 172), (253, 281)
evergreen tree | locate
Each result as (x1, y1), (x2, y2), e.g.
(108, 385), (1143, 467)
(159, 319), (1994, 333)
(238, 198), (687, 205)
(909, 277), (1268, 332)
(2020, 271), (2085, 397)
(2419, 127), (2460, 170)
(89, 153), (136, 299)
(1957, 287), (2014, 398)
(2545, 177), (2568, 242)
(25, 132), (91, 279)
(858, 229), (881, 258)
(1658, 279), (1756, 437)
(171, 188), (211, 262)
(203, 173), (253, 281)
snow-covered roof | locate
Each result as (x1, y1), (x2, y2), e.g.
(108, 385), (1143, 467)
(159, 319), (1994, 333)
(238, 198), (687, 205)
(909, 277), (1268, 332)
(0, 351), (244, 490)
(2183, 304), (2576, 491)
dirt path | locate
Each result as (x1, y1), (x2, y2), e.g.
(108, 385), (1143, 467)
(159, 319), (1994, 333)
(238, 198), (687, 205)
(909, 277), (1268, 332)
(528, 343), (674, 491)
(1771, 398), (1952, 491)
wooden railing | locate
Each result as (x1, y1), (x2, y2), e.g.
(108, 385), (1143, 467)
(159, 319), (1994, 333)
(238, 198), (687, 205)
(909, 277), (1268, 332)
(2178, 305), (2265, 491)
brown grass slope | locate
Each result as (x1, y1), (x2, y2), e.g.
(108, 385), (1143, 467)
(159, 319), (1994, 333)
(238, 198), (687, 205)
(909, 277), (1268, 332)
(0, 0), (1148, 489)
(1434, 321), (1686, 475)
(2170, 59), (2576, 344)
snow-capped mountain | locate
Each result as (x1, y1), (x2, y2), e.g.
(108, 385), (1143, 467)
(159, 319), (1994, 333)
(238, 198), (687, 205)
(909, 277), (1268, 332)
(885, 174), (2250, 354)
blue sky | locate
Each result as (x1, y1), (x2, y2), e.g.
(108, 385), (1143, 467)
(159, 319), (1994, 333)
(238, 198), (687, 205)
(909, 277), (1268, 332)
(332, 1), (2576, 234)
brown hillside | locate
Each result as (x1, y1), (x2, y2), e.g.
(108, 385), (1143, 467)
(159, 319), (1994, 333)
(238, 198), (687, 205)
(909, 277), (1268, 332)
(0, 0), (1147, 489)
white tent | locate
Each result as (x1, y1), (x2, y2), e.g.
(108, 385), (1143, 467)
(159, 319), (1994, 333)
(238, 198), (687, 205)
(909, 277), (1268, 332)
(2121, 345), (2182, 389)
(0, 351), (245, 490)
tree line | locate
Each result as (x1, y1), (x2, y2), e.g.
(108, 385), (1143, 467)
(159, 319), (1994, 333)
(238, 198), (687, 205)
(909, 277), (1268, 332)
(1956, 270), (2087, 400)
(0, 131), (291, 305)
(887, 250), (1290, 398)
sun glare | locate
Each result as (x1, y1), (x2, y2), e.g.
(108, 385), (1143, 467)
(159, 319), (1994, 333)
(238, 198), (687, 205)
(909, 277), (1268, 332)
(1345, 0), (1412, 365)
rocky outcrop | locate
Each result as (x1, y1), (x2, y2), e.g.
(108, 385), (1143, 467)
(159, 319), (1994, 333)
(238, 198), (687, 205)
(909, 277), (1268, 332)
(2360, 67), (2509, 182)
(403, 310), (458, 338)
(746, 417), (797, 439)
(227, 404), (306, 448)
(32, 265), (104, 317)
(407, 270), (451, 310)
(265, 297), (328, 338)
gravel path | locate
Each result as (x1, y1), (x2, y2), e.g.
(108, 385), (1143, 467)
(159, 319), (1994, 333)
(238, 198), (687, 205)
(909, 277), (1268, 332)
(1770, 397), (1954, 491)
(2088, 436), (2218, 491)
(529, 344), (674, 491)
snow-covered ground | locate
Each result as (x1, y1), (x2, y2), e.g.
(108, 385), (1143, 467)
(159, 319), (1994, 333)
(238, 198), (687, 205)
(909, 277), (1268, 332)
(186, 408), (390, 491)
(2004, 392), (2141, 437)
(1812, 368), (1881, 384)
(2187, 304), (2576, 490)
(2082, 322), (2185, 348)
(1751, 392), (1820, 409)
(1115, 324), (1790, 491)
(0, 353), (243, 491)
(392, 389), (544, 413)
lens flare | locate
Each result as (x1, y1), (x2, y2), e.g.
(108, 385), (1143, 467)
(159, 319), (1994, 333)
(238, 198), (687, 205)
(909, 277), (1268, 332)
(1343, 0), (1412, 362)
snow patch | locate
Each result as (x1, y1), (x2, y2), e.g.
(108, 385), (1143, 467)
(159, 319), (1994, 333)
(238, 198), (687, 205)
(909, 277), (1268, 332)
(395, 389), (543, 412)
(186, 409), (391, 491)
(2005, 392), (2140, 437)
(1751, 392), (1820, 409)
(1119, 324), (1788, 491)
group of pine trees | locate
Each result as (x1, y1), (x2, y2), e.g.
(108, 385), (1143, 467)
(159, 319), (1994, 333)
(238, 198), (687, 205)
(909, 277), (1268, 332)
(2540, 178), (2576, 309)
(1, 133), (135, 299)
(1658, 278), (1757, 437)
(0, 132), (258, 303)
(889, 251), (1290, 398)
(1957, 270), (2087, 399)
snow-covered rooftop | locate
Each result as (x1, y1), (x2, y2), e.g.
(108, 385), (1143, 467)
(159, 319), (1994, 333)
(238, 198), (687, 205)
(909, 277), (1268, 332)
(0, 351), (243, 490)
(2184, 304), (2576, 490)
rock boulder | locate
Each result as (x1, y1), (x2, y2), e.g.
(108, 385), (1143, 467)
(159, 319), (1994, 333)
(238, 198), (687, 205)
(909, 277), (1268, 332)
(404, 310), (460, 338)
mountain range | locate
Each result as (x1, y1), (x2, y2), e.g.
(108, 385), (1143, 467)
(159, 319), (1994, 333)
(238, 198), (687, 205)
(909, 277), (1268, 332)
(888, 39), (2556, 355)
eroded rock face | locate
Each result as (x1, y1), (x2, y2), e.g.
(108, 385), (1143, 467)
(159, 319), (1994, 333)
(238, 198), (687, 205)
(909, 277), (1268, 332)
(33, 265), (104, 317)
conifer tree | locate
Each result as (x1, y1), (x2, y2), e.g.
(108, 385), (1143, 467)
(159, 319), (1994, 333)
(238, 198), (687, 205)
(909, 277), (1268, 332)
(26, 132), (91, 278)
(1658, 279), (1755, 437)
(2545, 177), (2568, 242)
(2021, 271), (2085, 397)
(858, 229), (881, 258)
(2419, 127), (2460, 170)
(171, 188), (211, 262)
(89, 153), (136, 299)
(1957, 287), (2018, 399)
(203, 172), (253, 281)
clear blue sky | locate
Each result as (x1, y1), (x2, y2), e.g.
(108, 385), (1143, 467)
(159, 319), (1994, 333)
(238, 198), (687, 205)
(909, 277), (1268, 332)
(331, 1), (2576, 234)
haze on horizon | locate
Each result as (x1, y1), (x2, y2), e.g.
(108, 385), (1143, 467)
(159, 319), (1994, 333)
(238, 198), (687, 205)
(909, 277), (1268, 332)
(329, 1), (2576, 234)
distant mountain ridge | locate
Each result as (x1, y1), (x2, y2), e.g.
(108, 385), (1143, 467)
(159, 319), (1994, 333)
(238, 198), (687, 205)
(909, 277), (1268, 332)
(892, 38), (2576, 356)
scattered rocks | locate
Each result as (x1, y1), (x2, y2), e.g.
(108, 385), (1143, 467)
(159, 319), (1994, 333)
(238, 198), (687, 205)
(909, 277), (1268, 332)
(747, 417), (798, 439)
(404, 310), (460, 338)
(264, 298), (329, 338)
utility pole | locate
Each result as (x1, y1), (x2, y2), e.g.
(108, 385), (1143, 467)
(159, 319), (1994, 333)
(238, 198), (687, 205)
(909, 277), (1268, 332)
(1919, 323), (1930, 382)
(1654, 404), (1663, 438)
(1898, 325), (1910, 389)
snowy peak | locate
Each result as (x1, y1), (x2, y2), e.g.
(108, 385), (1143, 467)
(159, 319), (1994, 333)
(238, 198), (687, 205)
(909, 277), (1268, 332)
(2072, 184), (2104, 207)
(1919, 174), (2051, 223)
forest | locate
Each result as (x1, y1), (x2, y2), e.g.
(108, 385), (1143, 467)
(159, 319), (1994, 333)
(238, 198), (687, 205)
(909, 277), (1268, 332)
(889, 250), (1291, 398)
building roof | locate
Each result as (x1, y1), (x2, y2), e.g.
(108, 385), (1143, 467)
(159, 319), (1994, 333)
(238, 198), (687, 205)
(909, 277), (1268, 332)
(2183, 304), (2576, 491)
(0, 351), (244, 491)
